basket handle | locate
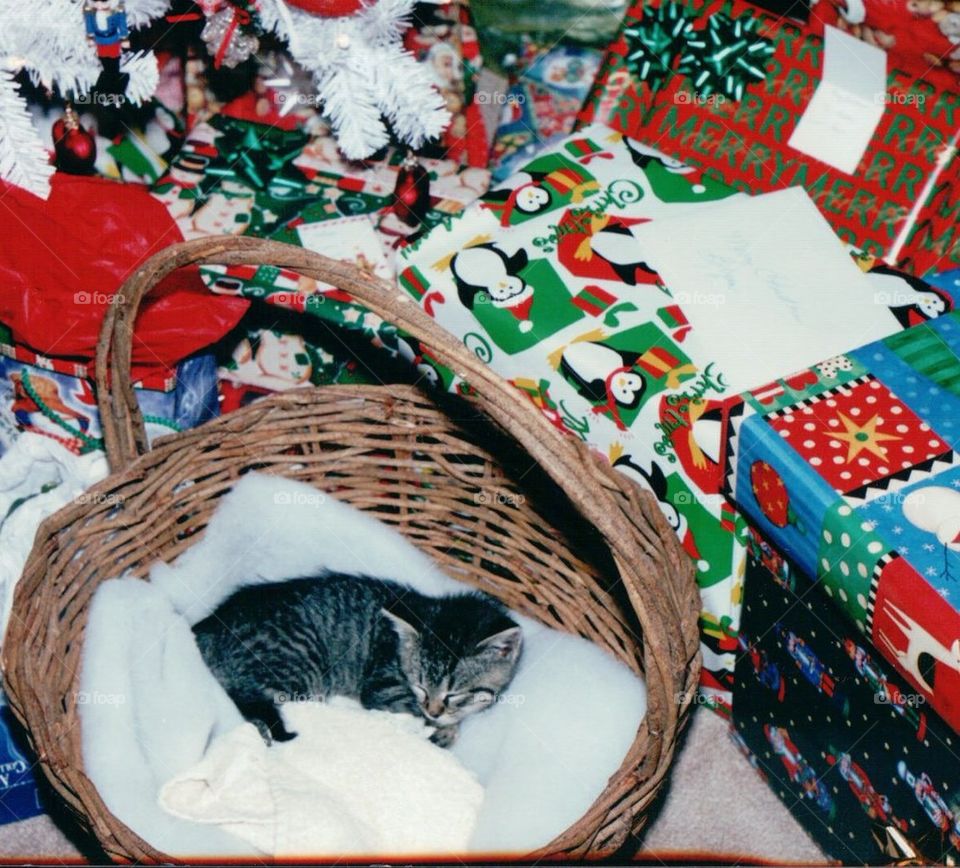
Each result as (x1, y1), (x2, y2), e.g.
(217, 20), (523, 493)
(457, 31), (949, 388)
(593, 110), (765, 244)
(97, 236), (601, 505)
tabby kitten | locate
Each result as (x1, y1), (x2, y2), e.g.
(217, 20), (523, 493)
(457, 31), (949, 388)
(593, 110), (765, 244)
(192, 573), (523, 747)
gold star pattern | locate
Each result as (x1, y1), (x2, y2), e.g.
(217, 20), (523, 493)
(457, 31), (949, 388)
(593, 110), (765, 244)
(827, 412), (901, 462)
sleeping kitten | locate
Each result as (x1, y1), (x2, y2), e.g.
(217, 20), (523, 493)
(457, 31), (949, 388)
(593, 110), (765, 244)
(192, 573), (523, 747)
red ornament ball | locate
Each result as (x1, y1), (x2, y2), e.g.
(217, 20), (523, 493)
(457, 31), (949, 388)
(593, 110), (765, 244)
(52, 116), (97, 175)
(392, 158), (431, 227)
(283, 0), (364, 15)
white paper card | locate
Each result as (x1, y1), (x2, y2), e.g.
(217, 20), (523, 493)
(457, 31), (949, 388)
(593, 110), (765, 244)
(634, 188), (898, 393)
(297, 215), (392, 281)
(787, 26), (887, 175)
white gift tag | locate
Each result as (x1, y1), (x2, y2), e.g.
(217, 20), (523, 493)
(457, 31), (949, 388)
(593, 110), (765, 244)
(787, 25), (887, 175)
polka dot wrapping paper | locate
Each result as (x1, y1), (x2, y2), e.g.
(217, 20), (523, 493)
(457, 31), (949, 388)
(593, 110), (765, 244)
(728, 309), (960, 737)
(734, 544), (960, 864)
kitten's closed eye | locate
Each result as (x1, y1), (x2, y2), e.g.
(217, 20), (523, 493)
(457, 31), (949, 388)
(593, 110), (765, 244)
(446, 689), (494, 709)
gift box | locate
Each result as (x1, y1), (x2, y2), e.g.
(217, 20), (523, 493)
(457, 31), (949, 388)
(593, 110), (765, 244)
(404, 0), (490, 168)
(734, 541), (960, 864)
(0, 343), (220, 455)
(753, 0), (960, 87)
(726, 305), (960, 734)
(470, 0), (628, 75)
(153, 113), (490, 299)
(578, 0), (960, 276)
(0, 697), (43, 826)
(489, 43), (602, 182)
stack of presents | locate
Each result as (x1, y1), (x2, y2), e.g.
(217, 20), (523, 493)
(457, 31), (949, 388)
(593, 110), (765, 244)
(3, 0), (960, 860)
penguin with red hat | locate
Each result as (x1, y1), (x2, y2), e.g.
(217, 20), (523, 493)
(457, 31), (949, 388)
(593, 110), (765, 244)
(481, 152), (600, 227)
(450, 244), (535, 334)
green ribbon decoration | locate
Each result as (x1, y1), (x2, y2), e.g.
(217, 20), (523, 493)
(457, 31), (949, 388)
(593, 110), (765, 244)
(622, 2), (696, 94)
(19, 368), (181, 454)
(677, 11), (774, 101)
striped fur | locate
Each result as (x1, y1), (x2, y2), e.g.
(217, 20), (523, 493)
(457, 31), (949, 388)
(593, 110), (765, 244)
(193, 573), (522, 747)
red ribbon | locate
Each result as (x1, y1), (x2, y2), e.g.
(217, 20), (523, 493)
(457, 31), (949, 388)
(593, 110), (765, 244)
(213, 6), (252, 69)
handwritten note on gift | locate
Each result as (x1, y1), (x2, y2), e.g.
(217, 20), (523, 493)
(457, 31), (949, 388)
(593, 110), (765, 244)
(634, 187), (899, 393)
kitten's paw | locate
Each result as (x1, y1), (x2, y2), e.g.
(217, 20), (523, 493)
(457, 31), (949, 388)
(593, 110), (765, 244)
(253, 719), (297, 745)
(429, 724), (459, 748)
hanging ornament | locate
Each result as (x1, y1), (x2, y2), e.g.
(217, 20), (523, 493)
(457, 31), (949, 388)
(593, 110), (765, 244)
(52, 104), (97, 174)
(0, 0), (167, 199)
(201, 4), (261, 69)
(622, 2), (696, 95)
(392, 152), (431, 228)
(677, 11), (774, 101)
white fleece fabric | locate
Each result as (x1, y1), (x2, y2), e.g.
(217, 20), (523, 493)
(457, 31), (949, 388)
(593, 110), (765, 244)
(80, 472), (647, 858)
(0, 433), (107, 641)
(159, 699), (484, 857)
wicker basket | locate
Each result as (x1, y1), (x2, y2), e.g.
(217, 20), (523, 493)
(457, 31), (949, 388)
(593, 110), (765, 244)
(3, 236), (700, 862)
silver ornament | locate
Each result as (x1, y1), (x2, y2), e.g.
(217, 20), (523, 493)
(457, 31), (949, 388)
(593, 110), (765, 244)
(201, 6), (260, 69)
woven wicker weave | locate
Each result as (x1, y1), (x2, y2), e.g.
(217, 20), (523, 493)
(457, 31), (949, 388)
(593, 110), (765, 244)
(3, 236), (700, 862)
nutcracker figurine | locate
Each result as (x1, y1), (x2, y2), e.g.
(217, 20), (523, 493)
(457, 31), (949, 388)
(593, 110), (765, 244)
(83, 0), (130, 77)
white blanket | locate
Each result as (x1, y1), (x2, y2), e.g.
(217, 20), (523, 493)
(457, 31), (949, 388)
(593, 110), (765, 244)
(0, 433), (107, 641)
(80, 473), (647, 857)
(159, 699), (484, 857)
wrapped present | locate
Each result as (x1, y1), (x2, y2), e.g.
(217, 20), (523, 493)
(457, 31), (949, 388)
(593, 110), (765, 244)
(396, 123), (955, 711)
(727, 305), (960, 733)
(734, 544), (960, 864)
(0, 343), (220, 456)
(784, 0), (960, 85)
(153, 114), (490, 308)
(471, 0), (628, 75)
(0, 697), (43, 826)
(152, 114), (317, 239)
(490, 43), (603, 182)
(404, 0), (490, 167)
(578, 0), (960, 276)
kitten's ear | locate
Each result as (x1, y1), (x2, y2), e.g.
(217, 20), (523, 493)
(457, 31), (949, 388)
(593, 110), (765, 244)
(476, 626), (522, 663)
(380, 608), (420, 642)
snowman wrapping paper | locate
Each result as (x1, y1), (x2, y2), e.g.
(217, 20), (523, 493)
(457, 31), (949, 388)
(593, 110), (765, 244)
(148, 111), (490, 402)
(151, 112), (491, 293)
(395, 123), (958, 711)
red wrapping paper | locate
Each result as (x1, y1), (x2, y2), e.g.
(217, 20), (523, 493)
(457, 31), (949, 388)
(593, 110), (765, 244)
(578, 0), (960, 276)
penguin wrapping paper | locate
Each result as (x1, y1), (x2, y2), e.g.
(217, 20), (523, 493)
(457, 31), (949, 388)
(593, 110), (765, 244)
(394, 123), (950, 711)
(577, 0), (960, 278)
(727, 307), (960, 735)
(734, 542), (960, 865)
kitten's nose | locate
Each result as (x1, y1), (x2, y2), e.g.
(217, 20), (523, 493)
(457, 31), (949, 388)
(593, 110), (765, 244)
(425, 699), (445, 719)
